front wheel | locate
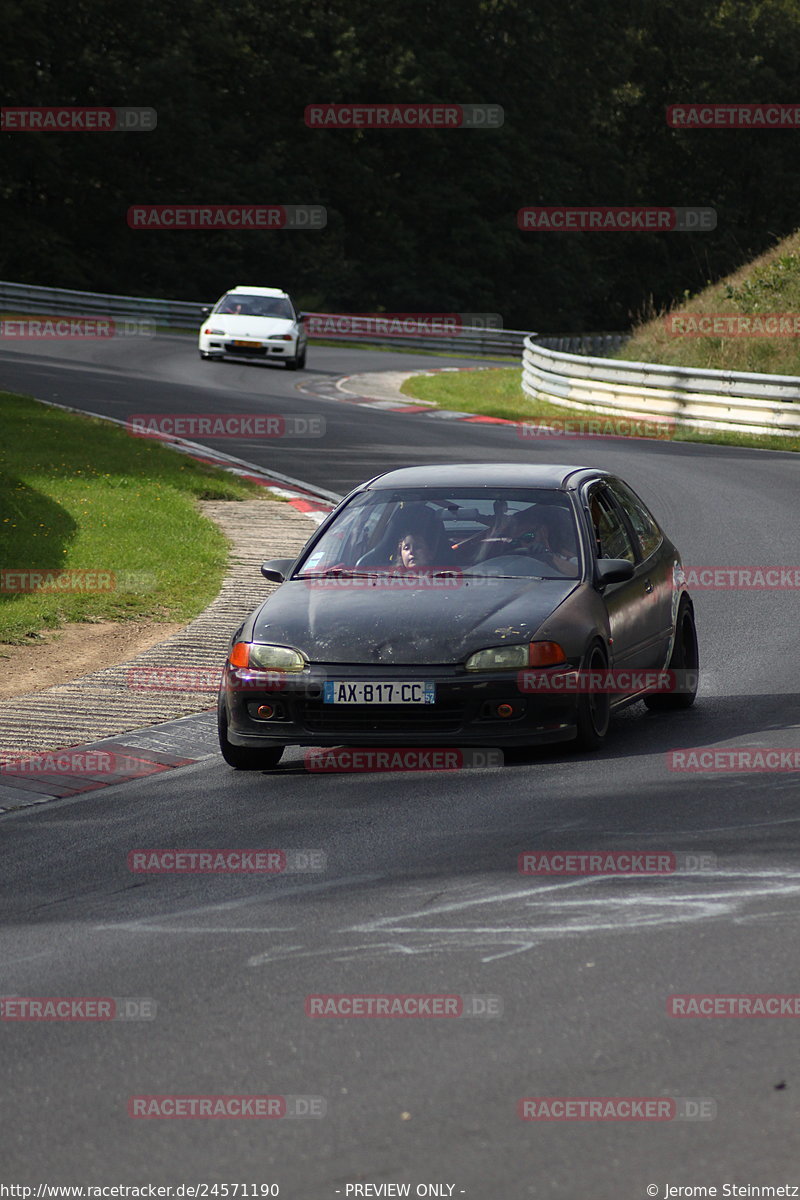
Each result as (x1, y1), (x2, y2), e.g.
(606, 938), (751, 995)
(285, 345), (306, 370)
(217, 694), (284, 769)
(645, 599), (699, 711)
(573, 643), (611, 750)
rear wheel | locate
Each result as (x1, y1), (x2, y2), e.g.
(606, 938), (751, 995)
(217, 694), (284, 769)
(573, 642), (611, 750)
(645, 599), (698, 711)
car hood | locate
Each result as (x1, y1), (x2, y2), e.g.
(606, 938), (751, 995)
(249, 576), (580, 664)
(205, 315), (295, 337)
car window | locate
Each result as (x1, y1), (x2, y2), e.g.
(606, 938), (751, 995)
(606, 480), (663, 560)
(295, 488), (581, 578)
(587, 485), (636, 563)
(214, 294), (294, 319)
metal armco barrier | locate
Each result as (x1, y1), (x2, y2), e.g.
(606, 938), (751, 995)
(0, 280), (623, 356)
(0, 279), (204, 328)
(522, 337), (800, 437)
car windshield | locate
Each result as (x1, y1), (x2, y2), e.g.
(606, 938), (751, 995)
(295, 487), (581, 579)
(214, 294), (294, 319)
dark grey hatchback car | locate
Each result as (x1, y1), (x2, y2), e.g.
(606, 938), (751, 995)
(218, 464), (699, 768)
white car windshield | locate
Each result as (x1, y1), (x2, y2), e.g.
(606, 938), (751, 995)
(214, 295), (294, 319)
(296, 488), (581, 579)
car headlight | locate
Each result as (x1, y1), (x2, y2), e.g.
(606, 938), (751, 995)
(204, 328), (226, 335)
(465, 642), (567, 671)
(268, 334), (294, 341)
(229, 643), (306, 671)
(466, 645), (529, 672)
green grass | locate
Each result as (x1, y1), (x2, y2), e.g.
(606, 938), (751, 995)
(619, 228), (800, 376)
(400, 367), (800, 453)
(0, 392), (261, 643)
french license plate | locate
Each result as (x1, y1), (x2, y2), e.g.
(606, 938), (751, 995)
(233, 339), (260, 347)
(323, 681), (436, 705)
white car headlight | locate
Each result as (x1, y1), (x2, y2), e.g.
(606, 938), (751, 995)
(465, 645), (529, 672)
(268, 334), (294, 341)
(205, 328), (226, 335)
(248, 644), (306, 671)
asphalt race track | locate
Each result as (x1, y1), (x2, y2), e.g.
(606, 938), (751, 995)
(1, 336), (799, 1197)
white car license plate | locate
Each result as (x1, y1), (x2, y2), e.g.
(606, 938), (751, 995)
(323, 681), (436, 705)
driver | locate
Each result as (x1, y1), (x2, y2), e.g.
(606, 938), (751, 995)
(477, 505), (578, 573)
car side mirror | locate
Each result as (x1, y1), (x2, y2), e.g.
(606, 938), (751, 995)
(261, 558), (295, 583)
(200, 306), (210, 317)
(296, 312), (305, 323)
(595, 558), (635, 586)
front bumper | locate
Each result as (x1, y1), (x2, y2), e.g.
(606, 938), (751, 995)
(221, 663), (578, 748)
(199, 336), (298, 359)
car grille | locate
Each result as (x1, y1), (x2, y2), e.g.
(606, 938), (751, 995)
(301, 703), (464, 734)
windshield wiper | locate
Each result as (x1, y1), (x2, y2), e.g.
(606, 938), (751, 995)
(296, 567), (384, 580)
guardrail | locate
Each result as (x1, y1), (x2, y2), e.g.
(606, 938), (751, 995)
(0, 279), (204, 329)
(0, 280), (625, 356)
(522, 337), (800, 436)
(3, 280), (798, 433)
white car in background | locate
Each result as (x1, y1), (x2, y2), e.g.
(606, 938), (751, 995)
(198, 286), (307, 369)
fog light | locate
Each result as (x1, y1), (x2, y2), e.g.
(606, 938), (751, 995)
(257, 704), (274, 719)
(497, 703), (514, 719)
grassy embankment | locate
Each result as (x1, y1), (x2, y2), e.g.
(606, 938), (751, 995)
(400, 231), (800, 452)
(618, 228), (800, 375)
(0, 392), (261, 644)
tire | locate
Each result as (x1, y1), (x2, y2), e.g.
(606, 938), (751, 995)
(645, 599), (699, 711)
(285, 345), (306, 371)
(573, 642), (611, 750)
(217, 694), (284, 770)
(199, 352), (221, 362)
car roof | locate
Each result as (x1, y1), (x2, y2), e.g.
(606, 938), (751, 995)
(225, 286), (288, 297)
(363, 463), (609, 491)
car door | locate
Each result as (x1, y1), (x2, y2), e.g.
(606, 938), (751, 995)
(583, 481), (662, 676)
(604, 477), (674, 666)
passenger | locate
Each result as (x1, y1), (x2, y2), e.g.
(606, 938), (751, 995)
(396, 531), (434, 570)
